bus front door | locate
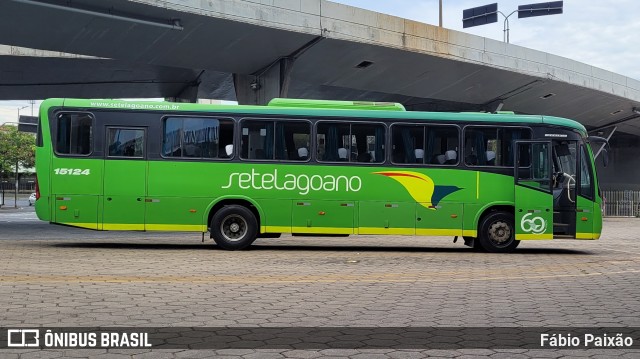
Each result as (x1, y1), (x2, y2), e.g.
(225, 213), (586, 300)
(102, 127), (147, 230)
(514, 141), (554, 240)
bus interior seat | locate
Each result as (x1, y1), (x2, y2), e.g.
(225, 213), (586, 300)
(486, 151), (496, 166)
(338, 148), (348, 161)
(297, 147), (309, 160)
(225, 144), (233, 157)
(368, 151), (376, 162)
(433, 154), (446, 164)
(445, 150), (457, 164)
(414, 149), (424, 163)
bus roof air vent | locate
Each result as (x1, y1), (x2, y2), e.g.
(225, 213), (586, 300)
(267, 98), (406, 111)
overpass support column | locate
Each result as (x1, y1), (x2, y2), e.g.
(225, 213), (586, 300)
(234, 57), (294, 105)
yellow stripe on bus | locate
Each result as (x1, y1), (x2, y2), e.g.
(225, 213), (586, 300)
(145, 224), (207, 232)
(462, 230), (477, 237)
(262, 226), (291, 233)
(290, 227), (353, 234)
(516, 233), (553, 240)
(101, 223), (145, 230)
(60, 222), (98, 230)
(358, 227), (415, 235)
(63, 223), (207, 231)
(63, 223), (485, 239)
(576, 232), (599, 240)
(416, 228), (464, 236)
(264, 226), (474, 237)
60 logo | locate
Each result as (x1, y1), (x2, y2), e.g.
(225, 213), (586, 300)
(520, 213), (547, 234)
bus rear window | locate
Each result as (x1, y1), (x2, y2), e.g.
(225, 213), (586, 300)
(56, 113), (93, 155)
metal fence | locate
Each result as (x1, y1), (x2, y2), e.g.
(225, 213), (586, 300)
(0, 176), (36, 194)
(603, 190), (640, 217)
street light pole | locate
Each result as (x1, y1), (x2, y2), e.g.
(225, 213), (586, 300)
(497, 10), (519, 43)
(439, 0), (443, 27)
(13, 106), (28, 208)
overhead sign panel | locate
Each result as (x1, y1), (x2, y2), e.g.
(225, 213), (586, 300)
(463, 3), (498, 28)
(518, 1), (563, 18)
(18, 115), (37, 133)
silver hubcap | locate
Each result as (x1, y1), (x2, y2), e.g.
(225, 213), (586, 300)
(220, 214), (247, 242)
(488, 220), (513, 247)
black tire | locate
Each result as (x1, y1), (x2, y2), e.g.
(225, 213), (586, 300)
(477, 211), (520, 253)
(210, 205), (258, 250)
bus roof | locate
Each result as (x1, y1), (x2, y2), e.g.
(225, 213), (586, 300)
(43, 98), (587, 134)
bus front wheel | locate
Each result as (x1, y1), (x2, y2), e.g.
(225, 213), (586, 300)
(210, 205), (258, 250)
(478, 211), (520, 253)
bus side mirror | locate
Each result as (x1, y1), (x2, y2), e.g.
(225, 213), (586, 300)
(601, 149), (609, 167)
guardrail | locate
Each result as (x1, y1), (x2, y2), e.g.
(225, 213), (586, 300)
(603, 190), (640, 217)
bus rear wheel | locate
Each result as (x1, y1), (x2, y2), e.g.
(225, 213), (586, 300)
(210, 205), (258, 250)
(478, 211), (520, 253)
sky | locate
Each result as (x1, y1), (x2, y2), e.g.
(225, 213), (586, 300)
(1, 0), (638, 125)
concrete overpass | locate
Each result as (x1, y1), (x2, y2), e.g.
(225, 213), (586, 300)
(1, 0), (639, 188)
(2, 0), (640, 134)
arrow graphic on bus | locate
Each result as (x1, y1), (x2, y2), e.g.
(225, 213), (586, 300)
(375, 171), (461, 209)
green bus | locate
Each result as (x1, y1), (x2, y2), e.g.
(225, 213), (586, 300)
(34, 98), (605, 252)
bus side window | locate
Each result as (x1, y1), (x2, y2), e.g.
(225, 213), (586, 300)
(56, 113), (93, 155)
(276, 121), (310, 161)
(391, 124), (458, 165)
(351, 123), (385, 163)
(162, 117), (233, 159)
(218, 120), (235, 158)
(428, 126), (459, 165)
(465, 127), (495, 166)
(317, 122), (350, 162)
(107, 128), (145, 158)
(240, 120), (273, 160)
(391, 124), (422, 164)
(465, 127), (530, 167)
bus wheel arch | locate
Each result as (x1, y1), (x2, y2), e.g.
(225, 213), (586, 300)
(207, 199), (262, 250)
(207, 198), (262, 231)
(475, 205), (520, 253)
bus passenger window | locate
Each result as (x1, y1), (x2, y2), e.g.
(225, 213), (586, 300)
(465, 127), (530, 166)
(351, 123), (385, 163)
(240, 120), (310, 161)
(56, 113), (93, 155)
(317, 122), (384, 163)
(276, 121), (310, 161)
(107, 128), (144, 158)
(317, 122), (350, 162)
(428, 126), (459, 165)
(162, 117), (233, 159)
(392, 124), (458, 165)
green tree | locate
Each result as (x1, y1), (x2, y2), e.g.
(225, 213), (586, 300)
(0, 125), (35, 177)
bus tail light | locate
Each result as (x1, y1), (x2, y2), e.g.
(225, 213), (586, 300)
(35, 175), (40, 200)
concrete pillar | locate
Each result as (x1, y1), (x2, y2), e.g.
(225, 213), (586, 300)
(234, 58), (294, 105)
